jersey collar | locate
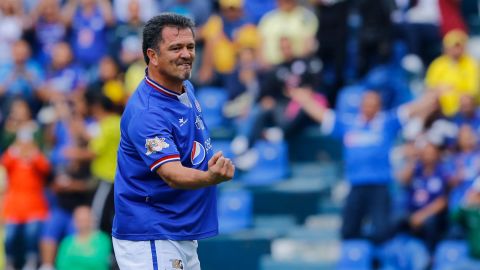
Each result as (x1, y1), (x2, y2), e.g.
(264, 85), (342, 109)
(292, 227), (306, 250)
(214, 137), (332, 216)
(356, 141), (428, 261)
(144, 68), (184, 99)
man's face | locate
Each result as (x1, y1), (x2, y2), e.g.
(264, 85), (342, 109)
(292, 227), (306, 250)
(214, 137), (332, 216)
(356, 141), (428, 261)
(446, 43), (465, 60)
(361, 92), (381, 121)
(150, 26), (195, 82)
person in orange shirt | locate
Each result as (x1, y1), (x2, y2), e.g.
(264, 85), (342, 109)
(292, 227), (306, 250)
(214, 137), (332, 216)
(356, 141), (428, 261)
(1, 126), (51, 270)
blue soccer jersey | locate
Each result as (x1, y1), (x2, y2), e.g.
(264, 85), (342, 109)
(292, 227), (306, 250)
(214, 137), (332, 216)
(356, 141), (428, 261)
(408, 163), (447, 212)
(112, 75), (218, 241)
(322, 107), (408, 185)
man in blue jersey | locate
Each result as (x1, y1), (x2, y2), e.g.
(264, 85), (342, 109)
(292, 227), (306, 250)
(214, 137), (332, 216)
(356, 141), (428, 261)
(112, 13), (235, 270)
(289, 87), (438, 244)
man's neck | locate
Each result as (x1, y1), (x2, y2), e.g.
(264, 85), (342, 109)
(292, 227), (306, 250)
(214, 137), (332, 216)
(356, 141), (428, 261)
(147, 67), (184, 94)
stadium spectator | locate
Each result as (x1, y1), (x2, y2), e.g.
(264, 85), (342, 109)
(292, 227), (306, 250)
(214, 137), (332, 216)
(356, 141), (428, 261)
(62, 0), (114, 76)
(0, 98), (43, 152)
(223, 45), (262, 120)
(37, 42), (86, 103)
(425, 29), (479, 116)
(313, 0), (349, 105)
(197, 0), (258, 86)
(449, 95), (480, 132)
(289, 88), (439, 244)
(87, 56), (126, 107)
(160, 0), (213, 28)
(1, 122), (51, 270)
(231, 36), (324, 170)
(39, 97), (94, 270)
(0, 0), (25, 64)
(452, 177), (480, 259)
(0, 40), (44, 116)
(30, 0), (68, 67)
(113, 0), (158, 24)
(355, 0), (395, 77)
(257, 0), (318, 67)
(447, 125), (480, 213)
(110, 0), (144, 70)
(55, 206), (111, 270)
(397, 142), (448, 252)
(62, 93), (120, 235)
(394, 0), (442, 66)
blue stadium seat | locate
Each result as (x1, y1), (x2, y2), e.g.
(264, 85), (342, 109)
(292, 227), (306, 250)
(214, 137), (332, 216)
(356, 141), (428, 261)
(196, 87), (229, 130)
(433, 240), (469, 270)
(212, 140), (234, 159)
(244, 0), (277, 24)
(337, 240), (373, 270)
(240, 140), (290, 185)
(378, 234), (429, 270)
(261, 255), (335, 270)
(217, 188), (253, 234)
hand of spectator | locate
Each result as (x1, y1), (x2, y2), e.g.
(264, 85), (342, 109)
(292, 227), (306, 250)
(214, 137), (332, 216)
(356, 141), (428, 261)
(207, 151), (235, 185)
(62, 146), (81, 159)
(287, 87), (314, 106)
(409, 211), (427, 229)
(260, 96), (276, 110)
(52, 174), (74, 192)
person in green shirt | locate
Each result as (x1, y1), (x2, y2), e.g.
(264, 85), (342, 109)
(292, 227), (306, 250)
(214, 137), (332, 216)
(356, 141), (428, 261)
(452, 178), (480, 259)
(56, 205), (111, 270)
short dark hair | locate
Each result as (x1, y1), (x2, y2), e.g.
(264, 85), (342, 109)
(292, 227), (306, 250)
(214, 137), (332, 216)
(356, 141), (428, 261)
(142, 13), (195, 64)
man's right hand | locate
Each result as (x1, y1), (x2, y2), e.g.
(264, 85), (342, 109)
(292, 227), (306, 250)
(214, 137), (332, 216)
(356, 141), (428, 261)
(207, 151), (235, 184)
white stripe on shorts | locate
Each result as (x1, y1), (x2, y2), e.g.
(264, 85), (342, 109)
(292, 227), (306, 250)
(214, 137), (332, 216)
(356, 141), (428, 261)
(113, 237), (200, 270)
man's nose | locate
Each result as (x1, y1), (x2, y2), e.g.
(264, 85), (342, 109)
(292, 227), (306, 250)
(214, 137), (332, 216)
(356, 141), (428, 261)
(179, 47), (192, 58)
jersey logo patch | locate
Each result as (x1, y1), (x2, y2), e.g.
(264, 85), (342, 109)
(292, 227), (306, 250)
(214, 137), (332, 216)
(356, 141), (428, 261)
(191, 141), (206, 165)
(170, 259), (183, 269)
(145, 137), (169, 156)
(195, 115), (205, 130)
(179, 117), (188, 127)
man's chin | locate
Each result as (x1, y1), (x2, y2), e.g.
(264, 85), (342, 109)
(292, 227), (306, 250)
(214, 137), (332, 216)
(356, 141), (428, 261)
(181, 72), (192, 80)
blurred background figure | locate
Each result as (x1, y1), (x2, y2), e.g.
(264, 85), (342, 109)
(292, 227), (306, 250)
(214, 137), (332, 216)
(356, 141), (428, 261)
(0, 0), (25, 65)
(231, 36), (324, 170)
(397, 142), (448, 252)
(257, 0), (318, 67)
(425, 29), (479, 117)
(37, 42), (86, 103)
(61, 93), (120, 235)
(62, 0), (114, 79)
(0, 40), (43, 117)
(30, 0), (67, 67)
(55, 206), (111, 270)
(0, 1), (479, 269)
(1, 104), (50, 270)
(110, 0), (143, 70)
(197, 0), (258, 87)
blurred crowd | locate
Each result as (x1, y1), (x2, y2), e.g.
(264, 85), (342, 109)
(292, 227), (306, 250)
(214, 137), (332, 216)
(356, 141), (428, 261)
(0, 0), (480, 269)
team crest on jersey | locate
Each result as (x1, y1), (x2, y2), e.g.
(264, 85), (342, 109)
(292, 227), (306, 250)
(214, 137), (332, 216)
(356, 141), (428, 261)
(145, 137), (169, 155)
(194, 100), (202, 112)
(170, 259), (183, 269)
(195, 115), (205, 130)
(191, 141), (206, 165)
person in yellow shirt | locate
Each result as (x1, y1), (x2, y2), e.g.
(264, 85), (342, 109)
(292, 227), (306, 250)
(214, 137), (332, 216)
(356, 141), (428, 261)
(258, 0), (318, 66)
(197, 0), (259, 85)
(425, 29), (479, 116)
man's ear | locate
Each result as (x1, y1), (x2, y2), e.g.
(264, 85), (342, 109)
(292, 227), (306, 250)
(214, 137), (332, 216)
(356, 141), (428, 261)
(146, 48), (158, 66)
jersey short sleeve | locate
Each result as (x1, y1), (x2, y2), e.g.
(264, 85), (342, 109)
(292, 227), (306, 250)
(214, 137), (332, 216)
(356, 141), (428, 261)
(128, 110), (180, 172)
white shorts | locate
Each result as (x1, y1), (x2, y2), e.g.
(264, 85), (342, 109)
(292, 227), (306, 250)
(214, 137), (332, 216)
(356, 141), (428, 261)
(113, 237), (200, 270)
